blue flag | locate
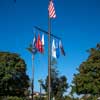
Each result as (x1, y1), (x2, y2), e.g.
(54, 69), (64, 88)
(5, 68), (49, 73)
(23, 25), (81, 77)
(32, 34), (37, 54)
(56, 40), (60, 58)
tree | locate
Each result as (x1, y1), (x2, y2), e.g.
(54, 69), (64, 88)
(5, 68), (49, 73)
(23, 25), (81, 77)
(41, 58), (68, 100)
(0, 52), (30, 97)
(64, 95), (72, 100)
(72, 44), (100, 98)
(64, 95), (79, 100)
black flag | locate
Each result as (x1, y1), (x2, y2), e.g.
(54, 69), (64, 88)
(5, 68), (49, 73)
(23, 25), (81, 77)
(59, 40), (65, 56)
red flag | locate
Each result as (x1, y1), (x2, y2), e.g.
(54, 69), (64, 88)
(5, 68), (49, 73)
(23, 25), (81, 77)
(36, 34), (44, 53)
(48, 0), (56, 18)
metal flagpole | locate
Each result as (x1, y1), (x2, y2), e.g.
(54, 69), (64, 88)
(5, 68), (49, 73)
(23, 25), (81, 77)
(48, 3), (51, 100)
(32, 1), (57, 100)
(32, 54), (34, 100)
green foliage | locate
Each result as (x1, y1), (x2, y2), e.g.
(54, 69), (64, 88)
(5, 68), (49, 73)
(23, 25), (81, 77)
(34, 96), (47, 100)
(7, 96), (24, 100)
(80, 95), (98, 100)
(72, 44), (100, 97)
(41, 58), (68, 100)
(64, 95), (72, 100)
(0, 52), (30, 97)
(64, 95), (79, 100)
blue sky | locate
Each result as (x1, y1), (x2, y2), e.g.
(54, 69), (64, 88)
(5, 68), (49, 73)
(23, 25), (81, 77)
(0, 0), (100, 93)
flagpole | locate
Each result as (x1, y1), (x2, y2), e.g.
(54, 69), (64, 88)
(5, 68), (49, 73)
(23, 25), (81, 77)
(48, 2), (51, 100)
(32, 54), (34, 100)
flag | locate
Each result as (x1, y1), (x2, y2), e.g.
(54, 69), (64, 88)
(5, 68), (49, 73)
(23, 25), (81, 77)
(32, 34), (37, 54)
(36, 34), (44, 53)
(41, 34), (44, 46)
(33, 34), (37, 47)
(56, 40), (60, 58)
(52, 39), (56, 58)
(59, 40), (65, 56)
(36, 34), (40, 49)
(48, 0), (56, 18)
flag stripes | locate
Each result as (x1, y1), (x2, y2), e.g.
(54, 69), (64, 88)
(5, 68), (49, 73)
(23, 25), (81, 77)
(48, 0), (56, 18)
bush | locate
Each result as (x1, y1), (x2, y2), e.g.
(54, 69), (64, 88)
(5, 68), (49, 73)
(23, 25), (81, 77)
(7, 96), (24, 100)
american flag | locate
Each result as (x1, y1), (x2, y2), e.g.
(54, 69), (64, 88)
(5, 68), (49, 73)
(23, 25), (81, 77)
(48, 0), (56, 18)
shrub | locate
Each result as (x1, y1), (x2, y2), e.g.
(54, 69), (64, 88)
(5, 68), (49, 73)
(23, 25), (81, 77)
(7, 96), (23, 100)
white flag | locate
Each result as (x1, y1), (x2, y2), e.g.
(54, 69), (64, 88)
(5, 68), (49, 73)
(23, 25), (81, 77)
(32, 34), (37, 54)
(52, 39), (56, 58)
(33, 35), (36, 46)
(41, 34), (44, 46)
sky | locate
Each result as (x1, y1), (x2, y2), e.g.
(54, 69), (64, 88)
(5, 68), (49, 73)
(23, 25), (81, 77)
(0, 0), (100, 94)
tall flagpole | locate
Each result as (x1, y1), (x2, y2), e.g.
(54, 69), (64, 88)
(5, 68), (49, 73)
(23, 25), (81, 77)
(32, 54), (34, 100)
(48, 2), (51, 100)
(31, 1), (57, 100)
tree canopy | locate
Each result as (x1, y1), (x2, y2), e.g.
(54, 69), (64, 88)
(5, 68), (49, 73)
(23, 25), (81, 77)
(72, 44), (100, 97)
(0, 52), (30, 97)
